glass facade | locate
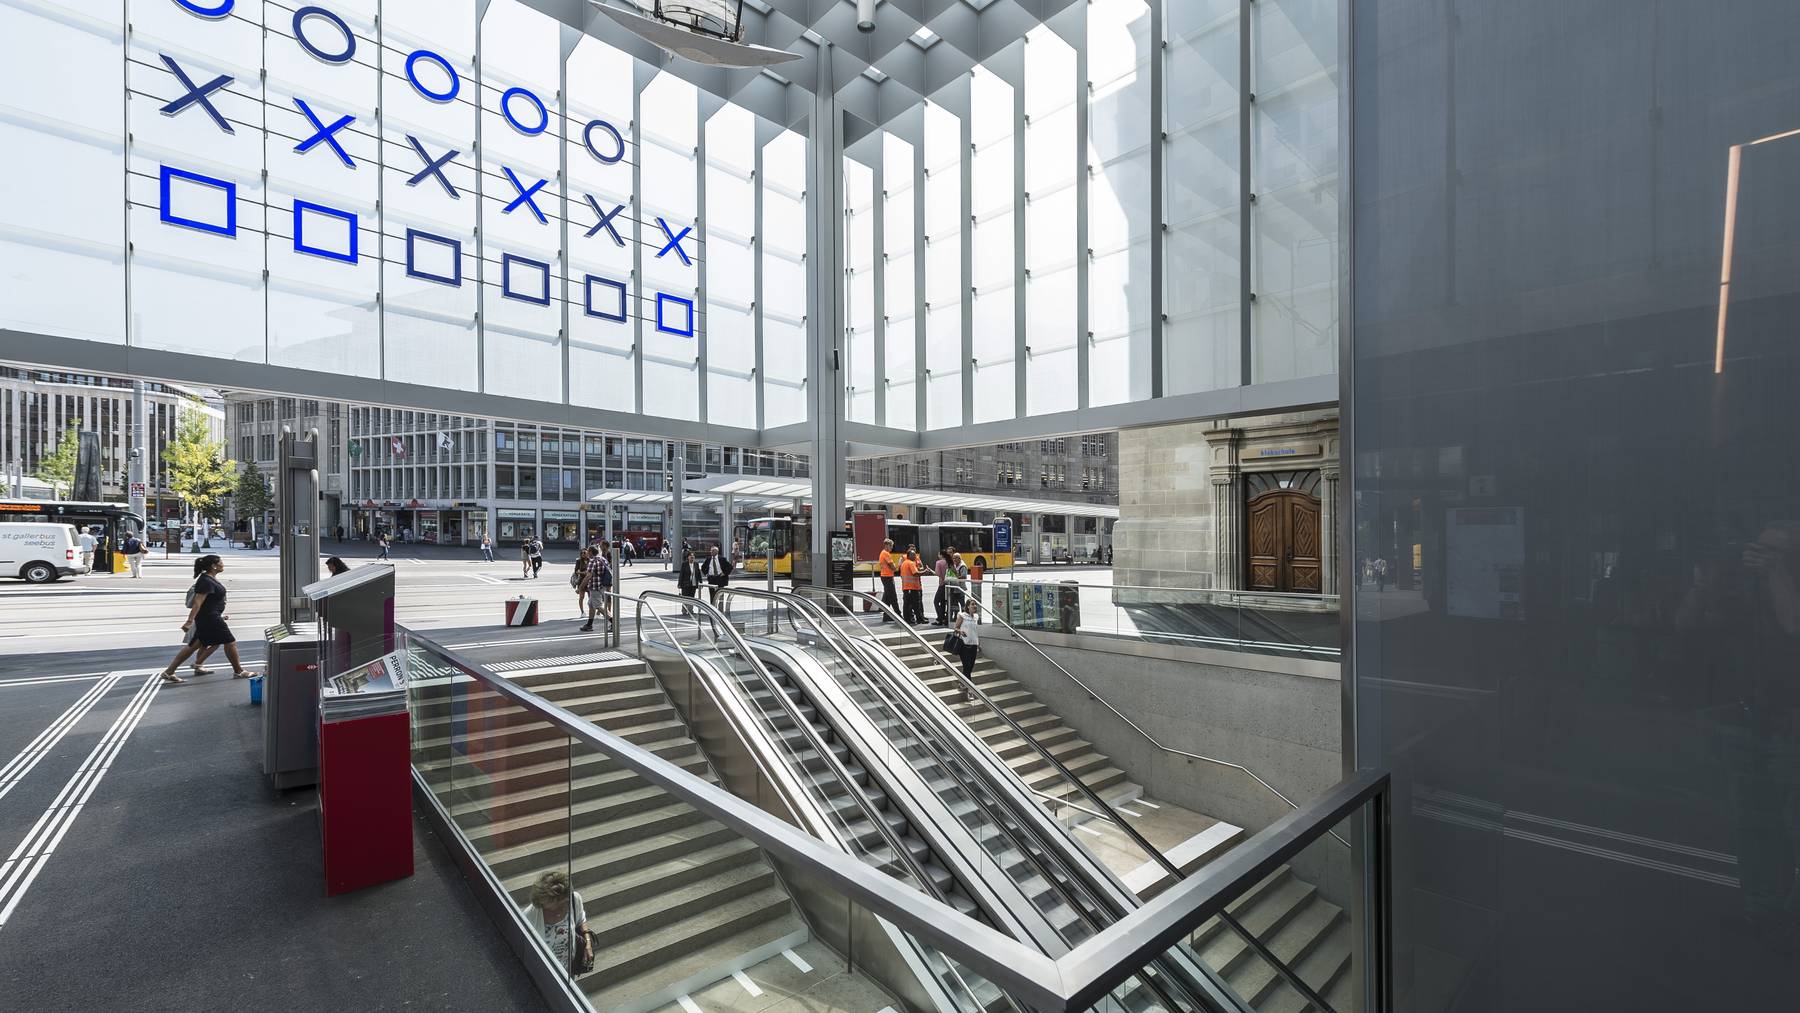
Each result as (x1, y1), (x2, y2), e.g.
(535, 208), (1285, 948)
(0, 0), (812, 429)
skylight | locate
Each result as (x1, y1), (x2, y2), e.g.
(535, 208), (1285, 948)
(909, 26), (939, 49)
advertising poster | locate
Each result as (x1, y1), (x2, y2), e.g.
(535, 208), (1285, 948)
(1446, 507), (1524, 620)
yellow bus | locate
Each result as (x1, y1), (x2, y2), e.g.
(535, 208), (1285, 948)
(919, 521), (1015, 573)
(741, 516), (1013, 576)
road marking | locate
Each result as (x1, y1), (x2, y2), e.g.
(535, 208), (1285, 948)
(781, 947), (813, 974)
(0, 672), (111, 689)
(0, 672), (161, 929)
(731, 970), (763, 997)
(676, 996), (702, 1013)
(0, 673), (127, 802)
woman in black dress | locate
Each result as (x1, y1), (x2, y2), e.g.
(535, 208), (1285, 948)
(157, 555), (258, 684)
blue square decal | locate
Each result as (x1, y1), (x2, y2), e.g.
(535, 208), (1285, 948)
(292, 200), (358, 263)
(501, 253), (551, 306)
(159, 165), (236, 237)
(405, 229), (461, 286)
(583, 275), (628, 322)
(655, 293), (695, 337)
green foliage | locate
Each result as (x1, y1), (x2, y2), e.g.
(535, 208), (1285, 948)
(34, 423), (80, 498)
(165, 402), (232, 520)
(232, 462), (274, 520)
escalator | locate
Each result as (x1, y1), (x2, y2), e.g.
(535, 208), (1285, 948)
(691, 589), (1222, 1012)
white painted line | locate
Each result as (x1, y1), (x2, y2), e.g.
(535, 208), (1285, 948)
(0, 673), (161, 928)
(676, 995), (703, 1013)
(0, 674), (127, 802)
(781, 947), (813, 974)
(1116, 807), (1142, 818)
(1132, 799), (1161, 809)
(1073, 822), (1104, 837)
(0, 673), (112, 690)
(732, 970), (763, 997)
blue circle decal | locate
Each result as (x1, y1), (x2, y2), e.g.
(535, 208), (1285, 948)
(582, 119), (625, 164)
(293, 6), (355, 65)
(405, 50), (461, 103)
(172, 0), (235, 17)
(500, 86), (548, 136)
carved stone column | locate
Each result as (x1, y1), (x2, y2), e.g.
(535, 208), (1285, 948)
(1321, 464), (1340, 597)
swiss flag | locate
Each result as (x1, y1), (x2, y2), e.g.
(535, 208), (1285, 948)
(390, 436), (406, 457)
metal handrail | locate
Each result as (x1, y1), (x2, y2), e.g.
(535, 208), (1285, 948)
(981, 574), (1341, 604)
(792, 586), (1185, 885)
(635, 591), (1004, 1013)
(961, 585), (1350, 849)
(407, 619), (1390, 1011)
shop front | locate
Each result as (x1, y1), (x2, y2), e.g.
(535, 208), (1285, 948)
(542, 510), (580, 547)
(463, 507), (489, 545)
(496, 508), (537, 545)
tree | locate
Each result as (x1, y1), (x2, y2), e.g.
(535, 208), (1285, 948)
(233, 462), (274, 524)
(34, 423), (81, 498)
(165, 402), (232, 533)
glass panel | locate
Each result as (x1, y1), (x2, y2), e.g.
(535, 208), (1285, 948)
(380, 0), (479, 391)
(970, 64), (1017, 423)
(1024, 25), (1079, 416)
(264, 0), (380, 378)
(1087, 0), (1155, 407)
(923, 102), (963, 429)
(566, 35), (637, 411)
(640, 72), (700, 421)
(761, 130), (808, 428)
(479, 1), (563, 401)
(1166, 0), (1242, 394)
(845, 157), (877, 424)
(1250, 0), (1337, 383)
(883, 134), (919, 430)
(705, 103), (757, 428)
(0, 1), (125, 344)
(126, 0), (267, 360)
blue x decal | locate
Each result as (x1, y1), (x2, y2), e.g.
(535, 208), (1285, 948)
(293, 97), (356, 168)
(158, 54), (234, 134)
(655, 217), (693, 266)
(583, 195), (628, 246)
(405, 135), (460, 198)
(501, 166), (548, 224)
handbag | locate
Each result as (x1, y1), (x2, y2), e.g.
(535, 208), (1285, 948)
(573, 927), (597, 975)
(942, 631), (962, 653)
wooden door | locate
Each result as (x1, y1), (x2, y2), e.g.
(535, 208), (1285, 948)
(1247, 491), (1322, 592)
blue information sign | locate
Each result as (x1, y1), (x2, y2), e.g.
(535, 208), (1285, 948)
(993, 518), (1013, 554)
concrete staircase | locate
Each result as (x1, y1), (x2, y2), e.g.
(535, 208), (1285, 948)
(412, 657), (806, 1013)
(871, 629), (1143, 814)
(1189, 865), (1354, 1012)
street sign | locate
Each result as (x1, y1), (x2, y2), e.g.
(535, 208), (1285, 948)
(994, 517), (1013, 553)
(129, 482), (147, 498)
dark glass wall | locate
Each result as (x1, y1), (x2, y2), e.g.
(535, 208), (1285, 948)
(1351, 2), (1800, 1010)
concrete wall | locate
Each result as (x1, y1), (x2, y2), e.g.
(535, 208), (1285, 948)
(979, 629), (1341, 839)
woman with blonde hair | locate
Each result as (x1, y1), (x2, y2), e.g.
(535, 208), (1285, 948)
(522, 870), (593, 974)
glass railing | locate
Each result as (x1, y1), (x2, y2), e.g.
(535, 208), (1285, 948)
(401, 622), (1389, 1013)
(977, 574), (1341, 659)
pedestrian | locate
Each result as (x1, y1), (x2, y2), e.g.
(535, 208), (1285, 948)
(157, 555), (257, 684)
(704, 544), (733, 607)
(677, 547), (703, 608)
(121, 529), (146, 579)
(377, 534), (390, 560)
(520, 539), (532, 578)
(900, 547), (926, 625)
(620, 539), (633, 568)
(947, 551), (969, 617)
(530, 537), (545, 579)
(573, 545), (594, 612)
(335, 524), (345, 542)
(480, 533), (494, 562)
(578, 547), (613, 632)
(326, 556), (349, 576)
(932, 548), (951, 626)
(661, 543), (671, 566)
(950, 599), (981, 700)
(77, 526), (96, 571)
(877, 538), (899, 621)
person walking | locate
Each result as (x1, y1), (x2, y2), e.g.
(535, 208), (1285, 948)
(377, 534), (390, 561)
(572, 546), (593, 613)
(158, 555), (257, 684)
(480, 533), (494, 562)
(529, 537), (546, 579)
(900, 547), (926, 625)
(877, 538), (899, 621)
(578, 548), (613, 632)
(121, 530), (146, 578)
(620, 539), (634, 568)
(704, 544), (733, 607)
(946, 551), (970, 617)
(676, 547), (703, 609)
(77, 527), (96, 572)
(520, 539), (533, 579)
(950, 599), (981, 700)
(943, 546), (957, 626)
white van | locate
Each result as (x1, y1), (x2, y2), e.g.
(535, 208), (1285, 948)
(0, 523), (90, 583)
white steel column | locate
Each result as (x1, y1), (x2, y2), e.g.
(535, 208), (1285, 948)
(806, 45), (847, 587)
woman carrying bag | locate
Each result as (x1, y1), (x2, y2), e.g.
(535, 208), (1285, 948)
(949, 599), (981, 701)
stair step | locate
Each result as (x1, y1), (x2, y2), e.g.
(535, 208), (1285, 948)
(583, 887), (797, 992)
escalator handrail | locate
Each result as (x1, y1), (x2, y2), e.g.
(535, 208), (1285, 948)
(636, 591), (947, 906)
(793, 586), (1185, 886)
(708, 587), (1020, 1013)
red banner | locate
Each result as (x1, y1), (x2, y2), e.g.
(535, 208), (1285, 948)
(852, 511), (887, 563)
